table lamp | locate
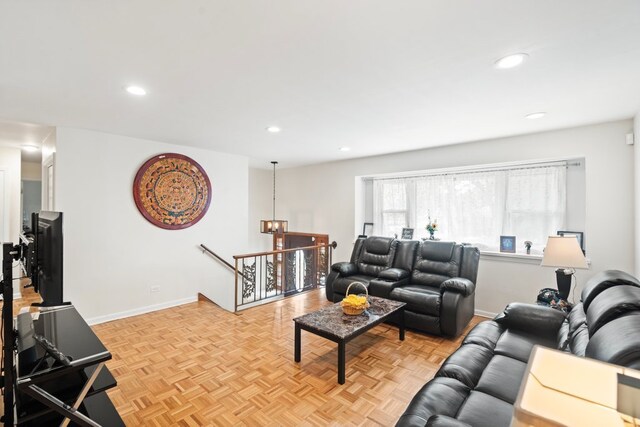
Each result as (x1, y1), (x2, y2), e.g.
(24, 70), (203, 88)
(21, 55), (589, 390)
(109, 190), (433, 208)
(540, 236), (588, 300)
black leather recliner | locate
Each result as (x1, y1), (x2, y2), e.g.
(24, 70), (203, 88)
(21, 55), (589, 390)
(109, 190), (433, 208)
(326, 237), (480, 337)
(326, 236), (399, 299)
(396, 270), (640, 427)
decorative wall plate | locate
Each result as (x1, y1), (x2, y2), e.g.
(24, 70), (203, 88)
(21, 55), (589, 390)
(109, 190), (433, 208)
(133, 153), (211, 230)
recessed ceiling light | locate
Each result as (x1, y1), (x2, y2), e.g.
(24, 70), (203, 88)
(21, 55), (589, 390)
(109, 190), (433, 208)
(339, 147), (351, 152)
(525, 112), (547, 120)
(125, 85), (147, 96)
(266, 126), (281, 133)
(494, 53), (528, 69)
(21, 144), (40, 152)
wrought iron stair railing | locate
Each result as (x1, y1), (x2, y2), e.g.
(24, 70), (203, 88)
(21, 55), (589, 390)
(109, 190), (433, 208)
(233, 241), (337, 311)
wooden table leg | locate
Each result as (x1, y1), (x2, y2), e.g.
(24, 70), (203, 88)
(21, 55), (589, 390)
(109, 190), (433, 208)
(294, 323), (301, 362)
(338, 340), (346, 384)
(399, 308), (405, 341)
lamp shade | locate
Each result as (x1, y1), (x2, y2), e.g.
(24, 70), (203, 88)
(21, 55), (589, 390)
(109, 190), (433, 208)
(540, 236), (588, 269)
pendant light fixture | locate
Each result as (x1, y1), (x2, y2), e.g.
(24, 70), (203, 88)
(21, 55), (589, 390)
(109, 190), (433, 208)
(260, 161), (288, 234)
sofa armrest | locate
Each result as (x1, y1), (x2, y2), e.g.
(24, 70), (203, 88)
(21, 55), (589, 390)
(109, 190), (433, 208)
(441, 278), (475, 297)
(379, 268), (410, 281)
(494, 303), (566, 337)
(331, 262), (357, 276)
(426, 415), (472, 427)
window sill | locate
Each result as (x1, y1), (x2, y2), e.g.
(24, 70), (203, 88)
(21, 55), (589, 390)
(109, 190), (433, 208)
(480, 250), (591, 267)
(480, 251), (542, 265)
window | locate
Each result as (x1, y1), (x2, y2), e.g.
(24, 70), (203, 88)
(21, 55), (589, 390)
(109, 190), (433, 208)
(372, 161), (572, 254)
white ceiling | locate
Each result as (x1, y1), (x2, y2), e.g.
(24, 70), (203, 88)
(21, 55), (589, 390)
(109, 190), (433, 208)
(0, 121), (51, 162)
(1, 1), (639, 168)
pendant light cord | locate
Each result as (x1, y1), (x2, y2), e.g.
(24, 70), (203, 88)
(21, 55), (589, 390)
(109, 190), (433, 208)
(272, 161), (277, 222)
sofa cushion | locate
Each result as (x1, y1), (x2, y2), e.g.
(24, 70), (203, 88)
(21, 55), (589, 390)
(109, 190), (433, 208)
(436, 344), (494, 388)
(390, 285), (441, 316)
(586, 312), (640, 368)
(581, 270), (640, 311)
(426, 415), (472, 427)
(558, 302), (589, 355)
(395, 377), (470, 427)
(411, 241), (462, 287)
(556, 321), (570, 351)
(568, 303), (587, 333)
(456, 391), (514, 427)
(475, 355), (527, 404)
(368, 278), (405, 299)
(586, 286), (640, 337)
(494, 329), (556, 363)
(356, 236), (398, 276)
(568, 325), (589, 356)
(462, 321), (504, 352)
(393, 240), (420, 272)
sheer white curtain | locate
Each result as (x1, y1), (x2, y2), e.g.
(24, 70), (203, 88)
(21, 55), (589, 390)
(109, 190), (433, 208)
(503, 166), (566, 253)
(372, 164), (567, 253)
(373, 179), (409, 237)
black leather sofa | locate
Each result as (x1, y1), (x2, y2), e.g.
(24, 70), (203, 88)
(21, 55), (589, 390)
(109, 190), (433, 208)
(396, 270), (640, 427)
(326, 236), (480, 337)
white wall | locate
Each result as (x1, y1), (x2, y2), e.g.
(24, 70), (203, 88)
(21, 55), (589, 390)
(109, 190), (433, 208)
(247, 167), (274, 253)
(0, 147), (22, 298)
(54, 127), (249, 322)
(263, 120), (635, 316)
(635, 111), (640, 275)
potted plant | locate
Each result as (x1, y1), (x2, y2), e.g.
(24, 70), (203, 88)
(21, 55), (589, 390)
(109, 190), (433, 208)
(524, 240), (533, 255)
(425, 212), (438, 240)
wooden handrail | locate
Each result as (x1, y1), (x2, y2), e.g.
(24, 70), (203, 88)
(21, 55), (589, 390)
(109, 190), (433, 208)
(233, 241), (337, 260)
(200, 244), (237, 272)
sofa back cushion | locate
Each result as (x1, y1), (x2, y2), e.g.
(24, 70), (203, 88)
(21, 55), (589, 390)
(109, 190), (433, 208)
(350, 237), (366, 263)
(411, 241), (462, 287)
(586, 286), (640, 337)
(557, 302), (589, 356)
(581, 270), (640, 311)
(356, 236), (398, 276)
(460, 246), (480, 283)
(393, 240), (419, 272)
(585, 312), (640, 369)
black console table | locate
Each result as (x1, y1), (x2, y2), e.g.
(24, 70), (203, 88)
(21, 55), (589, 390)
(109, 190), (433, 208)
(14, 306), (123, 426)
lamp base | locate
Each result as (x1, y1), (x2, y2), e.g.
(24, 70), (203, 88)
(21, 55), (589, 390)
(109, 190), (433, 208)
(555, 269), (573, 300)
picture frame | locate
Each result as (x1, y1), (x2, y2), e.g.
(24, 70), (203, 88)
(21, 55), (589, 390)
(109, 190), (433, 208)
(500, 235), (516, 253)
(360, 222), (373, 238)
(401, 228), (414, 240)
(557, 231), (585, 254)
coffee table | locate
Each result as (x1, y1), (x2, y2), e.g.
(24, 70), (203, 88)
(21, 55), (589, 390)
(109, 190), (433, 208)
(293, 296), (406, 384)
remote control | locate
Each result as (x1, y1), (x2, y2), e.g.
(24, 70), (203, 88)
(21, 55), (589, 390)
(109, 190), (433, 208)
(34, 334), (72, 366)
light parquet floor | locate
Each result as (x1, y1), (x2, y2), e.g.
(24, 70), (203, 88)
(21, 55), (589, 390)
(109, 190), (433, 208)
(8, 286), (482, 426)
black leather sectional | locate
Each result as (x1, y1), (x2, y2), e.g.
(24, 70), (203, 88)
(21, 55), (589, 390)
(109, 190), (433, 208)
(396, 270), (640, 427)
(326, 236), (480, 337)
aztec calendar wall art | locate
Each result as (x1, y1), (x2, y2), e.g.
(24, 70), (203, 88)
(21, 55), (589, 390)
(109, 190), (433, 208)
(133, 153), (212, 230)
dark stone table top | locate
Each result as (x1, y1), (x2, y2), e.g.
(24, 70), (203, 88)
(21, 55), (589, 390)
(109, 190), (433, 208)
(293, 296), (406, 340)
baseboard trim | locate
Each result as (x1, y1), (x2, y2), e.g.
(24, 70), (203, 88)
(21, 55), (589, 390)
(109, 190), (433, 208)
(475, 309), (497, 318)
(86, 296), (198, 326)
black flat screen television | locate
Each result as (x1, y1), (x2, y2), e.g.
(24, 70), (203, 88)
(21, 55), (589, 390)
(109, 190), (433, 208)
(35, 211), (65, 307)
